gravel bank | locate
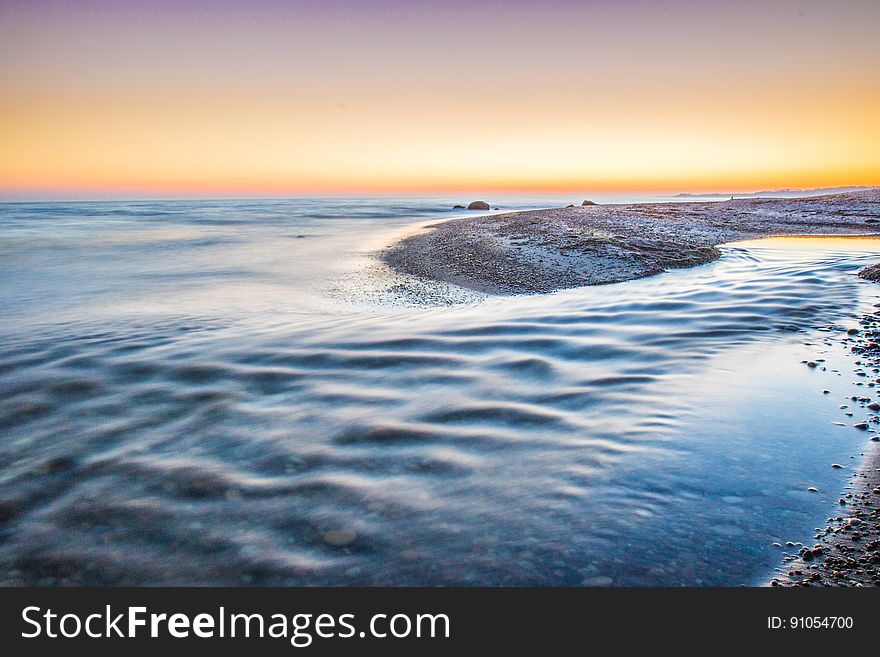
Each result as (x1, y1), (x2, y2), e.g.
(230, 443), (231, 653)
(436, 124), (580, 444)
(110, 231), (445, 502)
(381, 190), (880, 294)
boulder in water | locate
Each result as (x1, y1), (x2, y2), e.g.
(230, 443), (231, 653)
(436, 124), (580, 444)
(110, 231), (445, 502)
(467, 201), (490, 210)
(858, 263), (880, 282)
(582, 199), (597, 206)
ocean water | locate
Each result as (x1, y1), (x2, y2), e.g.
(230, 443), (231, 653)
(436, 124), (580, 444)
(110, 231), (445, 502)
(0, 198), (878, 586)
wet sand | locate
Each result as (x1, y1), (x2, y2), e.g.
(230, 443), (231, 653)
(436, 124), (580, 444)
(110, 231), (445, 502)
(381, 190), (880, 294)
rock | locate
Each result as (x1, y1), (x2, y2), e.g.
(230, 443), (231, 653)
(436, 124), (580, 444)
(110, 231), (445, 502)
(807, 361), (818, 368)
(565, 204), (575, 208)
(453, 204), (465, 209)
(322, 529), (357, 546)
(867, 402), (880, 410)
(859, 264), (880, 283)
(854, 422), (869, 430)
(582, 200), (597, 206)
(807, 487), (819, 492)
(467, 201), (490, 210)
(831, 464), (844, 469)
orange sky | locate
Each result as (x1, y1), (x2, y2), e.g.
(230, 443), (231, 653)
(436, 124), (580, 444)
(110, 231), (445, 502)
(1, 0), (879, 199)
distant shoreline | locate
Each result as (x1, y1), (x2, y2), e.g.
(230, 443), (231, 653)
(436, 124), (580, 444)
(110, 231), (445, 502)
(671, 186), (873, 199)
(381, 189), (880, 295)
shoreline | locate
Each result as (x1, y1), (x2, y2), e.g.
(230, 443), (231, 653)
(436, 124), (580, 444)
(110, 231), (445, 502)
(381, 191), (880, 587)
(770, 287), (880, 587)
(380, 190), (880, 294)
(769, 444), (879, 587)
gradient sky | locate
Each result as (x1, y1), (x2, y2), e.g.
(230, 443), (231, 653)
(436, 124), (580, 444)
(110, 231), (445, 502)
(1, 0), (879, 199)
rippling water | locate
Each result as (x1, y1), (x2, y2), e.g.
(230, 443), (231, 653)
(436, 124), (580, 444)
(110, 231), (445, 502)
(1, 199), (878, 585)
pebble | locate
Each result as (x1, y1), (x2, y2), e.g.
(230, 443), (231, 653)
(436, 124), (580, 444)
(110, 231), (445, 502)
(322, 529), (358, 547)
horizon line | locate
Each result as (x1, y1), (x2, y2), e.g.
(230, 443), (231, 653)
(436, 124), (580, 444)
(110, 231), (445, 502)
(1, 184), (876, 205)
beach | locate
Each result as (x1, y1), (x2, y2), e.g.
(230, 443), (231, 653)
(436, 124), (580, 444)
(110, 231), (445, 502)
(2, 197), (880, 586)
(382, 191), (880, 586)
(382, 190), (880, 294)
(770, 288), (880, 586)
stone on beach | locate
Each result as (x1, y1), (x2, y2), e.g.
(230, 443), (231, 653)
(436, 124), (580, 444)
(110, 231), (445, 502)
(582, 199), (597, 205)
(467, 201), (490, 210)
(858, 263), (880, 283)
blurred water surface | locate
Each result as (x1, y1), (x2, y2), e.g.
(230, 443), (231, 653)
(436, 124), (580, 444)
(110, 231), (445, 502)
(1, 198), (878, 585)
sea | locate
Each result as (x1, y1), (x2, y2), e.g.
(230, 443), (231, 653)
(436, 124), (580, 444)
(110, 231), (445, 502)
(1, 195), (877, 585)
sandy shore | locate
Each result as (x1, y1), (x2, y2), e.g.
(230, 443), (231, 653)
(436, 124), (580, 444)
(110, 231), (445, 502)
(381, 190), (880, 294)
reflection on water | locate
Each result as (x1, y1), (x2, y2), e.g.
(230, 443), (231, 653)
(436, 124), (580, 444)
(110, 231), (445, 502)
(0, 200), (878, 585)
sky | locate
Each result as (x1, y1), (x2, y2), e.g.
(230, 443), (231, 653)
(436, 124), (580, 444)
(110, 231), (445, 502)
(1, 0), (879, 199)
